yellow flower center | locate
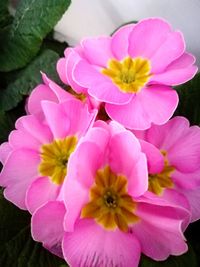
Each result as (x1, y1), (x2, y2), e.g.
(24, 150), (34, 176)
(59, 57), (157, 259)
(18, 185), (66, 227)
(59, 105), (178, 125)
(81, 166), (139, 232)
(38, 136), (77, 185)
(102, 57), (151, 93)
(148, 151), (174, 195)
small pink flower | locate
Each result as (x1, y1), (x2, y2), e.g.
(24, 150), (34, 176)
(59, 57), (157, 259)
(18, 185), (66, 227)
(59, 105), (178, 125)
(57, 18), (197, 130)
(31, 122), (189, 266)
(0, 98), (97, 213)
(133, 116), (200, 222)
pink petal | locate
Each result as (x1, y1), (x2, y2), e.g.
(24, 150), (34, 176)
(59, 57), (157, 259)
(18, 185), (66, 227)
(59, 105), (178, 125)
(111, 24), (135, 60)
(106, 85), (178, 130)
(149, 30), (185, 73)
(106, 95), (150, 130)
(31, 201), (66, 258)
(73, 59), (133, 104)
(178, 187), (200, 222)
(128, 18), (171, 59)
(139, 140), (164, 174)
(66, 50), (87, 93)
(63, 219), (141, 267)
(56, 58), (69, 84)
(9, 129), (41, 151)
(63, 178), (89, 232)
(15, 115), (53, 144)
(41, 101), (70, 139)
(140, 189), (191, 231)
(60, 99), (97, 137)
(109, 131), (148, 197)
(63, 128), (110, 231)
(26, 177), (61, 214)
(146, 116), (190, 150)
(168, 125), (200, 172)
(81, 36), (113, 67)
(27, 84), (57, 115)
(172, 169), (200, 190)
(151, 65), (198, 86)
(0, 149), (40, 208)
(133, 201), (188, 260)
(0, 142), (12, 164)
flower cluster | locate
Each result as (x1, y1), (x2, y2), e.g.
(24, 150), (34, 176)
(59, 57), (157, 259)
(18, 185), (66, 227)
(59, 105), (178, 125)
(0, 18), (199, 267)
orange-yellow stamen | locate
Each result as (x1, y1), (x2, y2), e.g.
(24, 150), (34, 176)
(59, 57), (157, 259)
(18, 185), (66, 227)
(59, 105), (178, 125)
(102, 57), (151, 93)
(81, 166), (139, 232)
(39, 136), (77, 185)
(148, 150), (174, 195)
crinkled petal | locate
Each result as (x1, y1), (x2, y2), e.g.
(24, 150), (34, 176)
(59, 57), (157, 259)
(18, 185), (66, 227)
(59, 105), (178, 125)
(31, 201), (66, 258)
(63, 219), (141, 267)
(26, 177), (61, 214)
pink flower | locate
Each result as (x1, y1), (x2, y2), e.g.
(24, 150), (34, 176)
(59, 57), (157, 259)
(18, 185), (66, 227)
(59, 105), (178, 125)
(57, 18), (197, 130)
(133, 116), (200, 222)
(32, 122), (190, 267)
(0, 98), (97, 213)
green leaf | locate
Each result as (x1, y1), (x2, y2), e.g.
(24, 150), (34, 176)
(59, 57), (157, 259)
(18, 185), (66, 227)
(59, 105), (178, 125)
(0, 49), (60, 112)
(0, 0), (71, 71)
(0, 0), (12, 29)
(0, 190), (68, 266)
(175, 73), (200, 125)
(139, 245), (198, 267)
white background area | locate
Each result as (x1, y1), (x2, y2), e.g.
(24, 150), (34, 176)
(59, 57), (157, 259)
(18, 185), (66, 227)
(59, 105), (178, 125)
(55, 0), (200, 67)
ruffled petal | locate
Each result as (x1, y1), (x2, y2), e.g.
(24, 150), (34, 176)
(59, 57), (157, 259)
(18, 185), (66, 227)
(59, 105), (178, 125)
(63, 219), (141, 267)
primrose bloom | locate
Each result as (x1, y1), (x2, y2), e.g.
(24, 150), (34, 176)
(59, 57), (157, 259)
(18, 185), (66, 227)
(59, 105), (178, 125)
(0, 98), (97, 213)
(32, 122), (190, 267)
(134, 116), (200, 222)
(57, 17), (197, 130)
